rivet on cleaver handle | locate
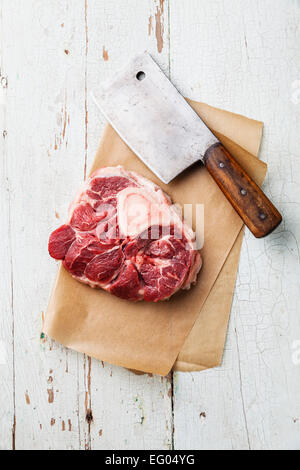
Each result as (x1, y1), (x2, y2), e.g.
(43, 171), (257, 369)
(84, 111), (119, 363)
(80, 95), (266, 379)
(204, 143), (282, 238)
(92, 53), (282, 238)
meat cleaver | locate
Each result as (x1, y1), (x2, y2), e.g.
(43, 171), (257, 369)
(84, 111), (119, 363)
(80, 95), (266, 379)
(92, 53), (282, 238)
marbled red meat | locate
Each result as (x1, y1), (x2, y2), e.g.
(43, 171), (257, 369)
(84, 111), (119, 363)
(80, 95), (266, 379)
(48, 166), (202, 302)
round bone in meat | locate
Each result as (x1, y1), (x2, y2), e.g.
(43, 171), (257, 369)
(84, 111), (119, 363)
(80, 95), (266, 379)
(48, 166), (202, 302)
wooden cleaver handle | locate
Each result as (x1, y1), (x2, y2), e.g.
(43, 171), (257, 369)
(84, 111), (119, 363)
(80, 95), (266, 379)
(203, 142), (282, 238)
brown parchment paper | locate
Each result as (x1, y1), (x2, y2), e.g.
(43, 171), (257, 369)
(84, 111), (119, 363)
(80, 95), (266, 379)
(173, 101), (266, 372)
(44, 101), (266, 376)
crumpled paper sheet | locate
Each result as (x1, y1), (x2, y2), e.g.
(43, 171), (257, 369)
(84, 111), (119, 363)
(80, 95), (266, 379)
(44, 100), (266, 376)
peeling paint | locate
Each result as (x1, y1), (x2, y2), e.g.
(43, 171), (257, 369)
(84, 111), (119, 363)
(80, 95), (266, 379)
(102, 46), (109, 61)
(50, 418), (55, 426)
(25, 392), (30, 405)
(154, 0), (165, 53)
(1, 75), (8, 88)
(134, 395), (146, 425)
(148, 15), (153, 36)
(84, 355), (92, 449)
(62, 420), (65, 431)
(86, 409), (93, 424)
(41, 312), (45, 336)
(53, 95), (69, 151)
(99, 429), (103, 437)
(165, 372), (172, 383)
(12, 415), (16, 450)
(47, 388), (54, 404)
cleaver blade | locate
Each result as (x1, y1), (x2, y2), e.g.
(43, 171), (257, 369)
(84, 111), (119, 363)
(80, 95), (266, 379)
(92, 53), (282, 238)
(92, 53), (217, 184)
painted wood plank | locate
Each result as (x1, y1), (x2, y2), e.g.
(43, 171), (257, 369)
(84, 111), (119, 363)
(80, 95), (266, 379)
(2, 0), (299, 451)
(170, 0), (300, 450)
(0, 0), (14, 449)
(2, 0), (88, 449)
(85, 0), (171, 172)
(82, 363), (173, 450)
(2, 0), (173, 450)
(78, 0), (173, 450)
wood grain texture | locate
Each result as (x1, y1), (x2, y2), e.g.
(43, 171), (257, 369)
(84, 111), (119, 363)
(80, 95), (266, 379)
(0, 0), (299, 450)
(0, 0), (14, 449)
(204, 142), (282, 238)
(2, 0), (88, 450)
(0, 0), (172, 450)
(171, 0), (300, 450)
(82, 0), (172, 450)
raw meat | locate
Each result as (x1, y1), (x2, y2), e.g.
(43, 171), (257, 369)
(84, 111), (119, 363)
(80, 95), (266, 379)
(49, 166), (202, 302)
